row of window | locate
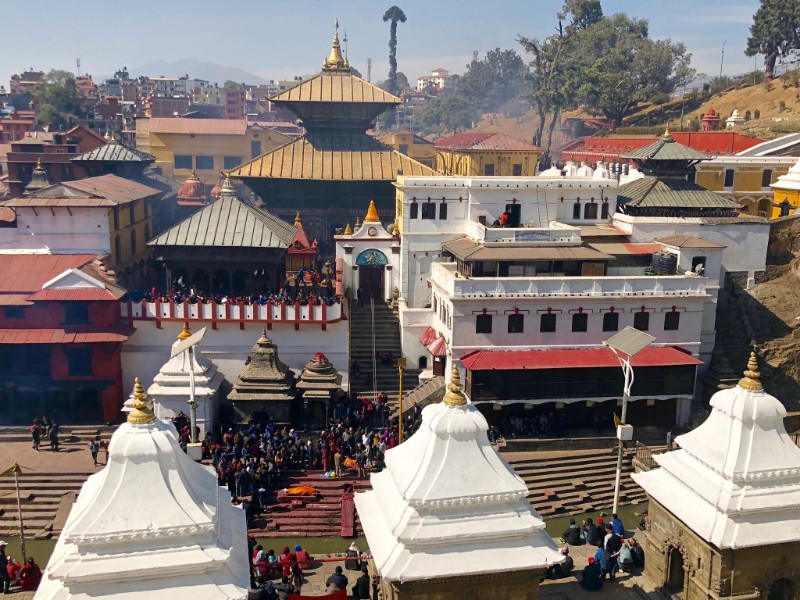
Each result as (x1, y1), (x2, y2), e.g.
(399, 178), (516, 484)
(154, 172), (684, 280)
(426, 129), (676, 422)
(572, 201), (610, 220)
(174, 155), (244, 170)
(721, 168), (773, 189)
(3, 304), (90, 324)
(475, 310), (680, 334)
(408, 200), (610, 223)
(409, 201), (447, 220)
(483, 164), (523, 176)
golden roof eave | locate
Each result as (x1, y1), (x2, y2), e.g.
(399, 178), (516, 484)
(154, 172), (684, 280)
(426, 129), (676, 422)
(269, 71), (402, 105)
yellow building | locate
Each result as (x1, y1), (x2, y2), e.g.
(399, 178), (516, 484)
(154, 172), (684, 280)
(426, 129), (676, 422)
(135, 118), (292, 186)
(694, 156), (798, 217)
(770, 157), (800, 218)
(375, 129), (437, 169)
(433, 132), (542, 176)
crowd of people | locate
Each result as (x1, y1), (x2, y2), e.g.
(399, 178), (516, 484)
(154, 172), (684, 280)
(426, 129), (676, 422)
(0, 541), (42, 593)
(28, 418), (60, 453)
(137, 286), (341, 308)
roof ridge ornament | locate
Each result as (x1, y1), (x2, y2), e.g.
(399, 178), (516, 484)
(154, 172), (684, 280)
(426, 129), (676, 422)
(344, 223), (353, 235)
(662, 124), (673, 140)
(442, 364), (467, 407)
(127, 377), (156, 425)
(323, 18), (347, 71)
(177, 321), (191, 341)
(364, 199), (380, 222)
(294, 211), (302, 228)
(738, 350), (763, 392)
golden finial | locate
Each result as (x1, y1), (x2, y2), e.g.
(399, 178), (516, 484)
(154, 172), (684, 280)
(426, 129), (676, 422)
(443, 364), (467, 407)
(344, 223), (353, 235)
(392, 223), (400, 237)
(323, 18), (346, 70)
(364, 200), (380, 223)
(294, 211), (302, 228)
(177, 321), (191, 341)
(662, 124), (673, 139)
(738, 351), (763, 392)
(127, 377), (156, 425)
(355, 215), (361, 228)
(35, 157), (43, 169)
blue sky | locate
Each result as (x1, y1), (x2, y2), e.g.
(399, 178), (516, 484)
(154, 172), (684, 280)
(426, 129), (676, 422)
(1, 0), (764, 88)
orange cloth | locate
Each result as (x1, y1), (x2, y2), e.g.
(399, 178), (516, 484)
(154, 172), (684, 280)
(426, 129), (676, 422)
(286, 486), (316, 496)
(343, 457), (357, 468)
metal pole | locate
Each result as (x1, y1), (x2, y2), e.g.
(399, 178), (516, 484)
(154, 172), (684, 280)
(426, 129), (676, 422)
(719, 40), (726, 80)
(612, 354), (634, 514)
(398, 365), (404, 444)
(370, 298), (377, 400)
(14, 465), (27, 563)
(187, 346), (198, 443)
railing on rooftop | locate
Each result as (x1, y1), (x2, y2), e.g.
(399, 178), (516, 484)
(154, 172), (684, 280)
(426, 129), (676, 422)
(121, 299), (344, 330)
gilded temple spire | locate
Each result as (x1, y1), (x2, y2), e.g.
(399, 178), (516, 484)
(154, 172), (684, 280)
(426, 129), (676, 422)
(323, 19), (347, 70)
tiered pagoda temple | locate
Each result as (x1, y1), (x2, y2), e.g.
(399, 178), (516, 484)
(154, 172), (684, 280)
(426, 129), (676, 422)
(296, 352), (342, 427)
(227, 329), (297, 424)
(227, 21), (437, 252)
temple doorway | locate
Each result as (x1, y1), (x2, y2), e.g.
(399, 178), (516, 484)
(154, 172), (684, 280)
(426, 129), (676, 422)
(359, 266), (384, 302)
(666, 547), (685, 597)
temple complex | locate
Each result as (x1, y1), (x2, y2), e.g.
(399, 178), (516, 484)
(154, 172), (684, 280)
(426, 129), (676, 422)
(147, 175), (297, 295)
(633, 353), (800, 599)
(36, 378), (250, 599)
(227, 21), (437, 251)
(134, 322), (223, 436)
(355, 365), (562, 599)
(296, 352), (342, 428)
(227, 329), (297, 424)
(770, 155), (800, 217)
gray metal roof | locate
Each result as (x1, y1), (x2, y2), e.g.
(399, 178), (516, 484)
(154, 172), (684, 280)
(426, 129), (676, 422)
(72, 141), (155, 163)
(736, 133), (800, 157)
(617, 177), (741, 209)
(147, 187), (297, 249)
(622, 137), (710, 161)
(442, 237), (614, 262)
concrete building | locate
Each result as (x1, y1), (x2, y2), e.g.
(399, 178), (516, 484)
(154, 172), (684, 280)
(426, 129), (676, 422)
(375, 129), (436, 168)
(415, 67), (455, 93)
(633, 353), (800, 599)
(356, 364), (561, 600)
(434, 132), (542, 177)
(36, 383), (250, 599)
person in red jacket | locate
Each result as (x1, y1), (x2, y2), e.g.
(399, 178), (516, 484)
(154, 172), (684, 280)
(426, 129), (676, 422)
(294, 544), (313, 570)
(279, 546), (292, 578)
(19, 557), (42, 591)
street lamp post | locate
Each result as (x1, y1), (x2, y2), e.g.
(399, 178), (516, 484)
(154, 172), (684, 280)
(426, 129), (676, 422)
(397, 357), (407, 444)
(171, 325), (207, 461)
(603, 327), (655, 514)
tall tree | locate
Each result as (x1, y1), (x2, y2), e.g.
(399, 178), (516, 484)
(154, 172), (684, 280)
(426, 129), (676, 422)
(383, 6), (407, 96)
(519, 32), (566, 157)
(745, 0), (800, 80)
(32, 69), (82, 130)
(558, 0), (603, 32)
(456, 49), (528, 115)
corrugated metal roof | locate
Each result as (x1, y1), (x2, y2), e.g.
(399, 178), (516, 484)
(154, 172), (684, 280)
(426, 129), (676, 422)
(148, 193), (297, 249)
(228, 132), (438, 181)
(588, 242), (662, 255)
(148, 118), (248, 135)
(622, 137), (710, 161)
(427, 337), (447, 357)
(419, 326), (437, 346)
(434, 132), (542, 152)
(656, 235), (726, 249)
(6, 174), (159, 207)
(270, 72), (401, 104)
(72, 140), (155, 163)
(442, 237), (614, 262)
(0, 327), (131, 344)
(26, 289), (118, 301)
(618, 177), (741, 209)
(0, 294), (33, 306)
(461, 347), (703, 371)
(0, 255), (97, 293)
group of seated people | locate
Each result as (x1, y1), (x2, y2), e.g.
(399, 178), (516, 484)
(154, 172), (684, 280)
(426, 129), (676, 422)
(139, 286), (340, 307)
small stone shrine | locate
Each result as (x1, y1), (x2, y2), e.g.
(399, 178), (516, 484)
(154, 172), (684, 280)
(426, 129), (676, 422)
(634, 352), (800, 600)
(36, 378), (249, 599)
(296, 352), (342, 428)
(355, 364), (561, 600)
(227, 329), (297, 424)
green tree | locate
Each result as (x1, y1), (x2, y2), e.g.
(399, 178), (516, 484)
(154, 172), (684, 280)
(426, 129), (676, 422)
(745, 0), (800, 80)
(558, 0), (603, 32)
(383, 6), (407, 96)
(32, 69), (82, 129)
(456, 48), (528, 114)
(564, 14), (694, 125)
(418, 95), (476, 136)
(223, 80), (243, 89)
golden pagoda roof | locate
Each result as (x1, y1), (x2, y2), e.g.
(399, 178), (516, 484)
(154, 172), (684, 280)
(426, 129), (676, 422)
(227, 132), (438, 181)
(270, 70), (401, 105)
(364, 200), (380, 222)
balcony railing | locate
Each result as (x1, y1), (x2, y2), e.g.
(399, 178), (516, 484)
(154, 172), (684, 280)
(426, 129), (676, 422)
(121, 299), (344, 331)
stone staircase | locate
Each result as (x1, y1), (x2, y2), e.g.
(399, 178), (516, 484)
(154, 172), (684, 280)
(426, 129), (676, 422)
(250, 471), (370, 538)
(506, 449), (647, 519)
(348, 300), (420, 402)
(0, 425), (116, 539)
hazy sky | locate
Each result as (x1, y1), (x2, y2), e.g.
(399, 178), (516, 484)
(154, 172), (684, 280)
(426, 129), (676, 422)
(2, 0), (765, 88)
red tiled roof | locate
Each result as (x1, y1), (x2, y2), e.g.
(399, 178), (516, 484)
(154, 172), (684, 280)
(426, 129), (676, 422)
(149, 118), (248, 135)
(0, 255), (97, 293)
(5, 174), (159, 207)
(434, 132), (542, 152)
(0, 327), (132, 344)
(460, 346), (702, 371)
(0, 207), (15, 223)
(419, 326), (437, 346)
(427, 337), (447, 357)
(26, 289), (118, 301)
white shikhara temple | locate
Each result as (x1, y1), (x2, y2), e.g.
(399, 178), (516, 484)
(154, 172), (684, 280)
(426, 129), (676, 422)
(35, 379), (249, 600)
(634, 352), (800, 549)
(355, 364), (561, 594)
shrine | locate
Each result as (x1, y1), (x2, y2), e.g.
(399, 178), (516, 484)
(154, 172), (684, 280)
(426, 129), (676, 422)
(36, 378), (250, 599)
(227, 21), (437, 251)
(355, 365), (562, 600)
(296, 352), (343, 428)
(634, 352), (800, 599)
(227, 329), (297, 424)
